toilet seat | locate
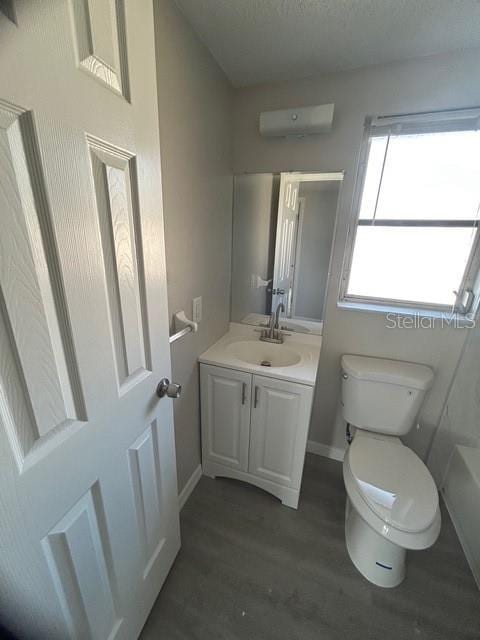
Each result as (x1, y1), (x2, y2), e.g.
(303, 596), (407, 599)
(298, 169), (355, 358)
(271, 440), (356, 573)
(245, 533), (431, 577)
(343, 432), (441, 550)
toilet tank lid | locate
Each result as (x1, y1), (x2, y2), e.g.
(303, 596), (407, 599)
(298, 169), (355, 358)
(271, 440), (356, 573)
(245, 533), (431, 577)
(341, 355), (434, 390)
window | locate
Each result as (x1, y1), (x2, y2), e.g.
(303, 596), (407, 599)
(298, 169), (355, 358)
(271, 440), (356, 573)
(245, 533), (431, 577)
(340, 109), (480, 315)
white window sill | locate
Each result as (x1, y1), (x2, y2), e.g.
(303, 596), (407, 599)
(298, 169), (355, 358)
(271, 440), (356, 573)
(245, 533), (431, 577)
(337, 299), (475, 328)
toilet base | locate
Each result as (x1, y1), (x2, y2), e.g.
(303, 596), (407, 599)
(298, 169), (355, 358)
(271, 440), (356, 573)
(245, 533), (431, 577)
(345, 498), (406, 588)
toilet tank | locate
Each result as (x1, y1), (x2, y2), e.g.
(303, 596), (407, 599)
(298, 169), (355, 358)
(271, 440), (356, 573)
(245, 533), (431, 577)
(341, 355), (434, 436)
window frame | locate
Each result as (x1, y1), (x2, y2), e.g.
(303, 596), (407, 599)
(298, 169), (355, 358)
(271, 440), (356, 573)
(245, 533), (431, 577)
(339, 108), (480, 318)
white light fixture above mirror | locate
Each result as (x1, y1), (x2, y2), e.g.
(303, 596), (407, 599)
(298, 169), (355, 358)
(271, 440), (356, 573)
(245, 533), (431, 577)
(259, 103), (334, 137)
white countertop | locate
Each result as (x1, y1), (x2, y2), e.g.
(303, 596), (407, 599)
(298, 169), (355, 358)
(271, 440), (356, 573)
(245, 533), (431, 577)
(199, 323), (322, 387)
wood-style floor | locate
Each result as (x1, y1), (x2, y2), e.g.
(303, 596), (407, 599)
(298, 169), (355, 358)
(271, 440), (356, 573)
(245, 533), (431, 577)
(140, 454), (479, 640)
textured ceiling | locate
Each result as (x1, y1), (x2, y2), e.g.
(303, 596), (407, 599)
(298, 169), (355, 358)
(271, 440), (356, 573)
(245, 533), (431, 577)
(174, 0), (480, 87)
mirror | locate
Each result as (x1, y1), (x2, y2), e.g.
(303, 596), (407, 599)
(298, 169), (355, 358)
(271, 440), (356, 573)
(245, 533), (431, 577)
(231, 172), (342, 334)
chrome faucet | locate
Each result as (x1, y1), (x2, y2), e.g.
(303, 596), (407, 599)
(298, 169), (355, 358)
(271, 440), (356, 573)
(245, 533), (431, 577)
(257, 302), (288, 344)
(272, 302), (285, 331)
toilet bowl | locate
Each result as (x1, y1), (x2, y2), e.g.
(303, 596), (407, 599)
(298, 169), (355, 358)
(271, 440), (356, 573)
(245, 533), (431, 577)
(340, 354), (440, 587)
(343, 430), (441, 587)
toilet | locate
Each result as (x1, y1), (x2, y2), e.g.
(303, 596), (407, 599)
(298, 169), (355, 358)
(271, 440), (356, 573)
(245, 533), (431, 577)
(340, 354), (441, 588)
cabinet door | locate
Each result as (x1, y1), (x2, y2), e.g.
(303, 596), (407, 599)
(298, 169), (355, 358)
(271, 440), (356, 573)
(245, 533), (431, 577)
(249, 375), (313, 488)
(201, 365), (252, 471)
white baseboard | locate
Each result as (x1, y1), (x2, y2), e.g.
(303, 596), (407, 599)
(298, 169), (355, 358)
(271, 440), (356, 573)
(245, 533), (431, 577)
(307, 439), (345, 462)
(178, 464), (202, 510)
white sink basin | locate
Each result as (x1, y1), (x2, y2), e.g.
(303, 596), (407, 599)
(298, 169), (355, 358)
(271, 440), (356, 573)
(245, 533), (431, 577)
(226, 340), (301, 368)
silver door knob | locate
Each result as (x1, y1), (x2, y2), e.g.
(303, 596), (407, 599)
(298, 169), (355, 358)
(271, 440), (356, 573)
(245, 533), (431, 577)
(156, 378), (182, 399)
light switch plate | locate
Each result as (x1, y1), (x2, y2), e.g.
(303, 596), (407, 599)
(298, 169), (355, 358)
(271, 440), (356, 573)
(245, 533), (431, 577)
(193, 296), (202, 323)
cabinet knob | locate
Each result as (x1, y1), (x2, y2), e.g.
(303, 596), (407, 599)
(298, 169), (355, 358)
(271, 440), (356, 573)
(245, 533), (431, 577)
(156, 378), (182, 399)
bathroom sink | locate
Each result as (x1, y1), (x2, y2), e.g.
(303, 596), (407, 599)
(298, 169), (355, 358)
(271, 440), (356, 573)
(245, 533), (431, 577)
(226, 340), (301, 368)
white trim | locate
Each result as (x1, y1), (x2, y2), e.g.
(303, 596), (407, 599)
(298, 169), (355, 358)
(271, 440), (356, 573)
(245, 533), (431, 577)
(178, 464), (202, 510)
(336, 299), (477, 326)
(307, 439), (345, 462)
(442, 489), (480, 590)
(291, 196), (305, 318)
(371, 107), (480, 129)
(288, 171), (344, 183)
(339, 109), (480, 315)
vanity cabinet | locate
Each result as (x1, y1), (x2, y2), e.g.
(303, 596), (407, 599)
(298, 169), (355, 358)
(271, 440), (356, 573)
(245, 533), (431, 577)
(248, 375), (313, 489)
(200, 364), (314, 508)
(200, 365), (251, 472)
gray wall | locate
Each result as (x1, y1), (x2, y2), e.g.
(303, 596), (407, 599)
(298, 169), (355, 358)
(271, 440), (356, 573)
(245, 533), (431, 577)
(232, 48), (480, 461)
(295, 185), (338, 321)
(231, 174), (278, 322)
(154, 0), (232, 493)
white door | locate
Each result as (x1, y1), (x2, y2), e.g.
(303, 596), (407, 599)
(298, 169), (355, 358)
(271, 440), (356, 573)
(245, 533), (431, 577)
(249, 375), (313, 488)
(201, 365), (251, 472)
(272, 173), (300, 316)
(0, 3), (180, 639)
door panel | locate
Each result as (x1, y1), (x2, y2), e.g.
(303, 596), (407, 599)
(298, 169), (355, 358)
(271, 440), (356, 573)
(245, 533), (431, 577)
(128, 421), (167, 579)
(272, 174), (299, 315)
(0, 3), (179, 639)
(70, 0), (129, 98)
(249, 375), (313, 488)
(88, 135), (151, 393)
(201, 365), (251, 471)
(0, 102), (87, 462)
(42, 484), (122, 640)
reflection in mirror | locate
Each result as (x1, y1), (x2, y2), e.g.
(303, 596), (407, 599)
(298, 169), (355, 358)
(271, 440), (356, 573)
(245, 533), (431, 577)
(231, 172), (342, 334)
